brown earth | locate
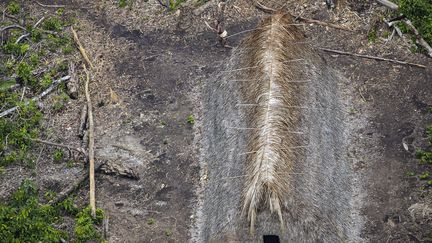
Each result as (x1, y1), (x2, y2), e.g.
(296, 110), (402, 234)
(1, 0), (431, 242)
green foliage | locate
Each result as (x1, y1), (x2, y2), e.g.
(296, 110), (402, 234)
(3, 42), (30, 56)
(0, 181), (104, 242)
(187, 115), (195, 125)
(56, 8), (65, 16)
(53, 149), (64, 162)
(147, 217), (155, 225)
(396, 0), (432, 46)
(165, 229), (173, 237)
(46, 34), (71, 52)
(416, 125), (432, 165)
(57, 197), (78, 215)
(0, 100), (42, 166)
(74, 207), (104, 243)
(44, 190), (56, 201)
(52, 91), (70, 112)
(42, 17), (63, 32)
(368, 27), (378, 43)
(7, 1), (20, 15)
(419, 171), (430, 180)
(41, 73), (53, 89)
(119, 0), (128, 8)
(170, 0), (187, 10)
(406, 171), (416, 176)
(0, 180), (67, 242)
(16, 61), (36, 87)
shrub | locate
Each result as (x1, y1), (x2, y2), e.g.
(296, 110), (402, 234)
(396, 0), (432, 45)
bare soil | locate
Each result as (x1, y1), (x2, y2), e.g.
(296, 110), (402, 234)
(1, 0), (431, 242)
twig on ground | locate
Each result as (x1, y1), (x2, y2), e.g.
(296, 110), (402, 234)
(29, 138), (87, 156)
(0, 75), (71, 118)
(1, 24), (26, 32)
(36, 1), (66, 8)
(71, 27), (94, 69)
(254, 1), (276, 13)
(296, 16), (353, 32)
(83, 64), (96, 217)
(20, 87), (26, 101)
(319, 47), (426, 68)
(253, 1), (352, 31)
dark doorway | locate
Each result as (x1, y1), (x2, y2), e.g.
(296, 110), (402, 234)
(263, 235), (280, 243)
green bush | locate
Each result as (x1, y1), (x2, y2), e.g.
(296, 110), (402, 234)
(0, 101), (42, 166)
(0, 180), (105, 242)
(42, 17), (63, 32)
(74, 207), (104, 243)
(0, 180), (67, 242)
(396, 0), (432, 45)
(7, 1), (20, 15)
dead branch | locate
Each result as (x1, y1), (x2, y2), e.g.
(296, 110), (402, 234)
(0, 75), (71, 118)
(48, 162), (103, 206)
(78, 104), (88, 139)
(36, 1), (66, 8)
(253, 2), (352, 32)
(296, 17), (353, 32)
(84, 65), (96, 217)
(254, 1), (276, 13)
(99, 162), (139, 180)
(376, 0), (399, 10)
(66, 62), (79, 99)
(71, 27), (94, 69)
(319, 47), (426, 68)
(403, 20), (432, 58)
(16, 16), (45, 44)
(29, 138), (87, 156)
(1, 24), (26, 32)
(377, 0), (432, 58)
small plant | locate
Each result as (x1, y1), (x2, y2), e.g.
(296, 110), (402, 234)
(119, 0), (127, 7)
(118, 0), (134, 8)
(169, 0), (186, 10)
(43, 17), (63, 32)
(406, 171), (416, 176)
(66, 160), (75, 168)
(348, 108), (357, 115)
(44, 190), (57, 201)
(187, 115), (195, 125)
(53, 149), (64, 162)
(419, 172), (430, 180)
(7, 1), (20, 15)
(0, 180), (67, 242)
(368, 27), (378, 43)
(147, 217), (155, 225)
(165, 229), (173, 237)
(57, 197), (78, 215)
(3, 42), (30, 56)
(52, 92), (70, 112)
(74, 206), (104, 242)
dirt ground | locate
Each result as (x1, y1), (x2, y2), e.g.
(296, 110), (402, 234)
(1, 0), (432, 242)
